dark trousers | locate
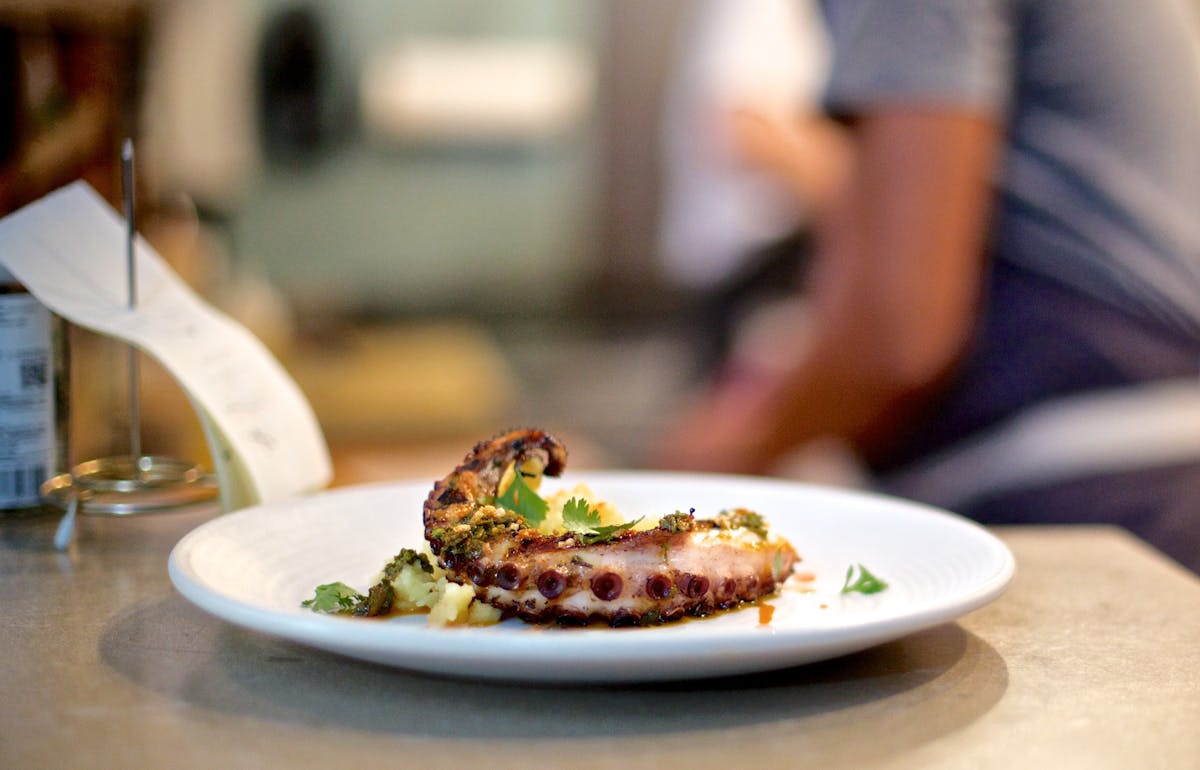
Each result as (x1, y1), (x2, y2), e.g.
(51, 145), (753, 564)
(877, 260), (1200, 573)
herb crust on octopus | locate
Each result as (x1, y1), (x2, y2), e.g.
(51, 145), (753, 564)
(423, 428), (799, 627)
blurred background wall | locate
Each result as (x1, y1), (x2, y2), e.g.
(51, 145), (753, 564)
(1, 0), (703, 475)
(138, 0), (690, 323)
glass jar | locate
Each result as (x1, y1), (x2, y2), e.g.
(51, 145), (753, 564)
(0, 264), (68, 513)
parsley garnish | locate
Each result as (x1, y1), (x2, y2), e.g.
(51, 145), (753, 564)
(840, 563), (889, 595)
(657, 510), (696, 533)
(380, 548), (433, 581)
(301, 582), (363, 613)
(562, 496), (641, 544)
(494, 469), (549, 527)
(714, 508), (768, 540)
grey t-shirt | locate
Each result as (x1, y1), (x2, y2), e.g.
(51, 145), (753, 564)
(820, 0), (1200, 340)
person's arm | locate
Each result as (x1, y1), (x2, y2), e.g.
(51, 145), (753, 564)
(726, 107), (853, 221)
(654, 108), (1001, 474)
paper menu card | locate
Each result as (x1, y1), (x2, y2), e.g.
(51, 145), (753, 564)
(0, 182), (332, 512)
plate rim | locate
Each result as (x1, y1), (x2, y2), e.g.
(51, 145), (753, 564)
(168, 472), (1015, 682)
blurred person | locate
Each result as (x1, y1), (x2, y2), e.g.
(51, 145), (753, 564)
(0, 12), (131, 214)
(140, 0), (261, 216)
(655, 0), (1200, 571)
(657, 0), (843, 374)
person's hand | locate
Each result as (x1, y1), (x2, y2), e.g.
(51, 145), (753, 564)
(724, 106), (853, 221)
(726, 107), (793, 173)
(651, 365), (783, 476)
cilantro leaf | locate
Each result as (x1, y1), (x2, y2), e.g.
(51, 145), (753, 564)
(840, 563), (889, 595)
(562, 496), (641, 544)
(574, 521), (641, 545)
(301, 582), (363, 613)
(494, 470), (549, 527)
(563, 496), (603, 530)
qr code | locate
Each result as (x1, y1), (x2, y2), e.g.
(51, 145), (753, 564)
(20, 358), (47, 389)
(1, 465), (46, 500)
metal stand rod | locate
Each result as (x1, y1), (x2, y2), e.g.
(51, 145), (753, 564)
(121, 138), (141, 462)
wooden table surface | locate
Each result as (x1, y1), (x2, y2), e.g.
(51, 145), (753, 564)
(2, 503), (1197, 769)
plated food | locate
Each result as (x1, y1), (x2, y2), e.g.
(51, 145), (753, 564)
(170, 465), (1012, 681)
(305, 428), (801, 627)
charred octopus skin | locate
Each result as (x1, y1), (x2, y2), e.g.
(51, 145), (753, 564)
(423, 428), (799, 626)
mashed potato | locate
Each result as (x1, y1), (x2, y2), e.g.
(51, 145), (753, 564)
(381, 545), (503, 626)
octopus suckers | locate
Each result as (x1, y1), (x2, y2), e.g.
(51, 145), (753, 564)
(422, 428), (800, 627)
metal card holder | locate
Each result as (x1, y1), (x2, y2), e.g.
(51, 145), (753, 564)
(43, 140), (218, 549)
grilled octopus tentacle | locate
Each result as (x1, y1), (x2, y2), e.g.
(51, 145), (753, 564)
(423, 428), (798, 626)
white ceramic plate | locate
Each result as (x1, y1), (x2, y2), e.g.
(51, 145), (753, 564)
(168, 472), (1014, 683)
